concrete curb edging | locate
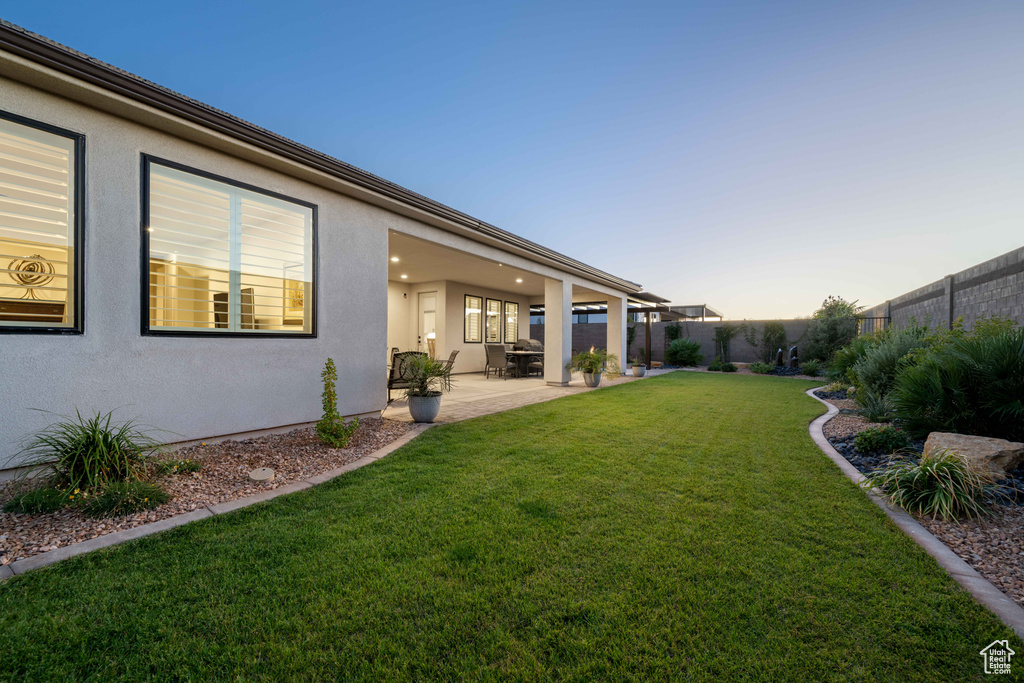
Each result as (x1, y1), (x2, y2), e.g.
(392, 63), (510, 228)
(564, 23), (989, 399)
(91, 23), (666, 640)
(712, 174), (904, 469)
(806, 388), (1024, 638)
(1, 423), (435, 581)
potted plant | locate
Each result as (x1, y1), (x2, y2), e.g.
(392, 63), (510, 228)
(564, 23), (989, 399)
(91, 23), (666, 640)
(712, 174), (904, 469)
(565, 346), (620, 387)
(404, 354), (453, 423)
(632, 349), (647, 377)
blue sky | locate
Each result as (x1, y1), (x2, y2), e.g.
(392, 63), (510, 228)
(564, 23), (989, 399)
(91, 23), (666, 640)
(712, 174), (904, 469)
(5, 1), (1022, 318)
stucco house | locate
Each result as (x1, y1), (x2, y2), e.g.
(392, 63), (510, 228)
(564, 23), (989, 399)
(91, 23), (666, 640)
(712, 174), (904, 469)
(0, 20), (655, 467)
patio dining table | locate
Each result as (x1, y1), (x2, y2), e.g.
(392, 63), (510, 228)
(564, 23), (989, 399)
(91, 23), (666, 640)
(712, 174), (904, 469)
(505, 350), (543, 378)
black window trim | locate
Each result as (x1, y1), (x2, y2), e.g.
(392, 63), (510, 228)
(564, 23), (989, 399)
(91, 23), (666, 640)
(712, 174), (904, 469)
(503, 300), (519, 344)
(0, 109), (85, 336)
(463, 293), (482, 343)
(140, 154), (318, 338)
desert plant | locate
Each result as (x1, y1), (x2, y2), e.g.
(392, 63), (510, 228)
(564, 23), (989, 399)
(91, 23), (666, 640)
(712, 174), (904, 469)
(803, 296), (864, 362)
(566, 347), (620, 376)
(856, 390), (894, 423)
(666, 338), (703, 366)
(823, 380), (848, 393)
(707, 358), (723, 372)
(891, 326), (1024, 441)
(665, 322), (682, 344)
(405, 354), (455, 396)
(317, 358), (360, 448)
(721, 362), (738, 373)
(749, 362), (774, 374)
(14, 409), (160, 492)
(627, 324), (637, 357)
(850, 323), (930, 398)
(2, 486), (73, 514)
(81, 481), (169, 517)
(713, 324), (739, 363)
(800, 359), (821, 377)
(862, 449), (999, 520)
(854, 425), (911, 454)
(155, 459), (202, 476)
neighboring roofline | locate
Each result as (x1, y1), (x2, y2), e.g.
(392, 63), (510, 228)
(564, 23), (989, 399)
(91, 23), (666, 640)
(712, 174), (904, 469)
(0, 19), (642, 293)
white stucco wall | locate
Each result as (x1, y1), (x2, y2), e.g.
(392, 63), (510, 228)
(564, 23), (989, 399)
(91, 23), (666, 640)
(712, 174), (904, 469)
(0, 60), (638, 467)
(0, 76), (396, 466)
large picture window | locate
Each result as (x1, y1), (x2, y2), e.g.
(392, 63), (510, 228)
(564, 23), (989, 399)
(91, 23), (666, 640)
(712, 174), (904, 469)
(464, 294), (482, 343)
(485, 298), (501, 343)
(504, 301), (519, 343)
(142, 157), (316, 336)
(0, 112), (83, 333)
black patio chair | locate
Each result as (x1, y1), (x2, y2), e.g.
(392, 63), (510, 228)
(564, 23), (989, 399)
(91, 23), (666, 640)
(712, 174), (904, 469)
(440, 350), (459, 390)
(388, 351), (426, 402)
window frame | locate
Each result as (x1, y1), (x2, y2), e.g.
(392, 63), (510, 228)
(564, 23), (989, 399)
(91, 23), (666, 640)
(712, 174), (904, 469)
(503, 300), (519, 344)
(0, 110), (85, 336)
(139, 154), (318, 338)
(463, 294), (482, 343)
(484, 297), (502, 343)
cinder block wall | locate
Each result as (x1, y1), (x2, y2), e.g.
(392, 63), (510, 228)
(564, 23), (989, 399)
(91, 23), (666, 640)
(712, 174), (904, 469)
(865, 246), (1024, 330)
(531, 319), (812, 364)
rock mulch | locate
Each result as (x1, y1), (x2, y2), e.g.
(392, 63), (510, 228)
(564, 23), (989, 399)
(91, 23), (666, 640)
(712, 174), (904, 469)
(816, 392), (1024, 608)
(679, 366), (825, 381)
(0, 418), (411, 566)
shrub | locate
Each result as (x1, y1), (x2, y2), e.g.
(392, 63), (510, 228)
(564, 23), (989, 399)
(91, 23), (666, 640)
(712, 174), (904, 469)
(823, 380), (848, 393)
(854, 425), (911, 454)
(828, 332), (879, 382)
(664, 322), (682, 343)
(862, 449), (998, 520)
(707, 359), (723, 371)
(856, 390), (894, 423)
(749, 362), (774, 374)
(666, 338), (703, 366)
(2, 486), (72, 514)
(800, 359), (821, 377)
(721, 362), (738, 373)
(155, 459), (202, 475)
(803, 296), (863, 362)
(82, 481), (169, 517)
(16, 409), (159, 491)
(892, 326), (1024, 441)
(713, 324), (740, 363)
(850, 323), (930, 398)
(317, 358), (360, 448)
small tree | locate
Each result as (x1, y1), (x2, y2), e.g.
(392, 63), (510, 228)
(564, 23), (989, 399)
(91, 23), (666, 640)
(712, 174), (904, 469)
(713, 324), (740, 363)
(317, 358), (359, 448)
(803, 296), (863, 362)
(627, 323), (637, 357)
(665, 322), (682, 344)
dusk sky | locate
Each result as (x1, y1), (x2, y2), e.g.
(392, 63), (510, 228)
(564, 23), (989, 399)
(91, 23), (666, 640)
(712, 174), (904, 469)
(5, 1), (1022, 318)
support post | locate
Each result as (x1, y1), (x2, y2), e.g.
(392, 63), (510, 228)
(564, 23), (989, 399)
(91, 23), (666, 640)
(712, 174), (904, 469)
(606, 295), (627, 369)
(544, 278), (572, 386)
(645, 313), (652, 367)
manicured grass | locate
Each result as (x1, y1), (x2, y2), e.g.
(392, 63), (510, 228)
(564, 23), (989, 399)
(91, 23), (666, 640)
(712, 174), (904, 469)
(0, 373), (1017, 681)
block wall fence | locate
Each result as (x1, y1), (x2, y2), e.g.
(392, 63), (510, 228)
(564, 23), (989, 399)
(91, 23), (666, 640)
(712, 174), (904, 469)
(530, 319), (812, 364)
(862, 246), (1024, 330)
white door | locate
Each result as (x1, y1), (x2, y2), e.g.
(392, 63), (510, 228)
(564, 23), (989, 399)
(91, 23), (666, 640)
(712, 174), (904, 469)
(418, 292), (437, 356)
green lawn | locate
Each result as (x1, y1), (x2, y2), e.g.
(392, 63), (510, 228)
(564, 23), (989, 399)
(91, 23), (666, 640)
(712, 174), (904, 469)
(0, 372), (1017, 681)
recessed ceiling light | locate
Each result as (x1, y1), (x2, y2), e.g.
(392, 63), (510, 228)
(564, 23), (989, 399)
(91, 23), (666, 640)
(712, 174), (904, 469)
(400, 274), (408, 279)
(516, 278), (523, 283)
(390, 256), (399, 262)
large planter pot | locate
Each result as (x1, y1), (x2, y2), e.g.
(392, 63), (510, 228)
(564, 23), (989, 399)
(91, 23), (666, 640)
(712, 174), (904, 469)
(408, 393), (442, 423)
(582, 372), (602, 387)
(632, 365), (647, 377)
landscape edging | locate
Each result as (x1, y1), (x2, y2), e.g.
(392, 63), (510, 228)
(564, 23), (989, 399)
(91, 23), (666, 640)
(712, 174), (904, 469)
(2, 423), (434, 581)
(806, 388), (1024, 638)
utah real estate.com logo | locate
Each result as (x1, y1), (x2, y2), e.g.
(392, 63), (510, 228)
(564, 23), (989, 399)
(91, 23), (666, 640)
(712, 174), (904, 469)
(980, 640), (1014, 675)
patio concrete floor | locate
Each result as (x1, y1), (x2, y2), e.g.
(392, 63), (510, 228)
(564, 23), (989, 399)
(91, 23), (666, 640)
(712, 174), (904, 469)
(383, 369), (675, 423)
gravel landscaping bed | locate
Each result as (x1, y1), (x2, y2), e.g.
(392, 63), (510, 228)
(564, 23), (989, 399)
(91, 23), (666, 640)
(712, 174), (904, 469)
(816, 392), (1024, 607)
(679, 366), (825, 381)
(0, 418), (411, 566)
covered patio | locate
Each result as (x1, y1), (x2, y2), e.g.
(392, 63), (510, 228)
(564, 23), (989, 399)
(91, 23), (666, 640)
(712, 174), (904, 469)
(382, 369), (673, 423)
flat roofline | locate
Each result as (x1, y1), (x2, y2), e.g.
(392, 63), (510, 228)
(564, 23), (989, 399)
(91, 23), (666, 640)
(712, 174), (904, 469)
(0, 19), (642, 294)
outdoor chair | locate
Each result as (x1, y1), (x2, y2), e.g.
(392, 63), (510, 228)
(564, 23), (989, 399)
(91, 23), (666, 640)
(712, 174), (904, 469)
(440, 350), (459, 390)
(387, 351), (426, 402)
(484, 344), (516, 379)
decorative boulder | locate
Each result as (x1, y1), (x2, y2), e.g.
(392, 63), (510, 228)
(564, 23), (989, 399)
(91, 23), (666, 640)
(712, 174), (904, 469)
(923, 432), (1024, 473)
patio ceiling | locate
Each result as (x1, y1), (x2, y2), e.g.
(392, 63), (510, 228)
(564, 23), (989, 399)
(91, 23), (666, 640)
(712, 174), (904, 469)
(388, 231), (547, 296)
